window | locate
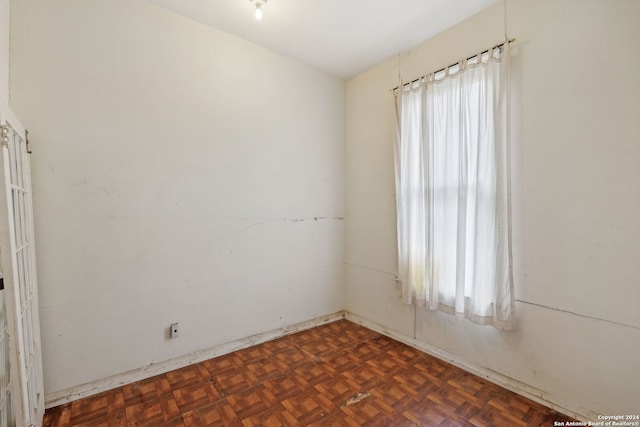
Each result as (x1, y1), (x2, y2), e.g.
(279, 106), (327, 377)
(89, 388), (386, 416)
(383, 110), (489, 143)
(393, 47), (515, 329)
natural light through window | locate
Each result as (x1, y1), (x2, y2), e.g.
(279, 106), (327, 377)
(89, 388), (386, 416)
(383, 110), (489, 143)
(393, 46), (515, 330)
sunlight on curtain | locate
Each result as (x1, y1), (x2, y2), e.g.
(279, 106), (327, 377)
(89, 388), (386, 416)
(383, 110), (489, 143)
(393, 46), (515, 330)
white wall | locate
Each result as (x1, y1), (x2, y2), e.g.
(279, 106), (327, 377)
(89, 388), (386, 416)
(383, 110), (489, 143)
(346, 0), (640, 418)
(10, 0), (345, 394)
(0, 0), (8, 104)
(9, 0), (640, 417)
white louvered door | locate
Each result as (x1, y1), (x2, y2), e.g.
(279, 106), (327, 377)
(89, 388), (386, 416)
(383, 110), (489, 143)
(0, 107), (44, 427)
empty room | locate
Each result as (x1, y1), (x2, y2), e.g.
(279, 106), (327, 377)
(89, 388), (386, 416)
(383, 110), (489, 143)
(0, 0), (638, 425)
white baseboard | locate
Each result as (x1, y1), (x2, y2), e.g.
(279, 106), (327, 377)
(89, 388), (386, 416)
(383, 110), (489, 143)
(45, 311), (345, 408)
(46, 309), (595, 421)
(344, 311), (596, 421)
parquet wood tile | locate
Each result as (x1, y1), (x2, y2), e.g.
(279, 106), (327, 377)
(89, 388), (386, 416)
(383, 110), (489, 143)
(45, 404), (72, 427)
(201, 354), (244, 378)
(262, 375), (306, 402)
(124, 394), (181, 426)
(402, 401), (466, 427)
(160, 416), (188, 427)
(341, 365), (386, 391)
(226, 384), (279, 420)
(238, 404), (301, 427)
(307, 411), (361, 427)
(244, 356), (289, 381)
(313, 377), (360, 407)
(213, 367), (260, 397)
(339, 394), (395, 425)
(182, 400), (241, 427)
(235, 347), (274, 365)
(44, 319), (578, 426)
(319, 352), (359, 375)
(292, 363), (337, 388)
(69, 389), (125, 425)
(166, 365), (211, 390)
(280, 389), (335, 425)
(123, 377), (173, 406)
(275, 347), (316, 369)
(172, 381), (221, 413)
(369, 380), (420, 414)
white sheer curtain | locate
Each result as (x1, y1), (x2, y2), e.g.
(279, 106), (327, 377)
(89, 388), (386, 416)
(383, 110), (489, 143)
(393, 46), (515, 330)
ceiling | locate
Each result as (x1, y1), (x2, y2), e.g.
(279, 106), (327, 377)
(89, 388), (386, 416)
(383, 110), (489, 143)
(146, 0), (497, 79)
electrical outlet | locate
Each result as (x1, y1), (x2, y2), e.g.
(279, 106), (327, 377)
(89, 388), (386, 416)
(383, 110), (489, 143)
(170, 323), (179, 338)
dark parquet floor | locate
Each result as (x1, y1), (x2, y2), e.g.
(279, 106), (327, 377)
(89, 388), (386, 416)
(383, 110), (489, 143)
(43, 319), (576, 426)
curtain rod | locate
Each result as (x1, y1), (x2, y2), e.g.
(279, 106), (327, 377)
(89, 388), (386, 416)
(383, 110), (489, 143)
(391, 38), (516, 92)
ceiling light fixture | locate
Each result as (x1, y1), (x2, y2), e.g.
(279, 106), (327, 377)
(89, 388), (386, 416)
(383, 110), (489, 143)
(250, 0), (267, 21)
